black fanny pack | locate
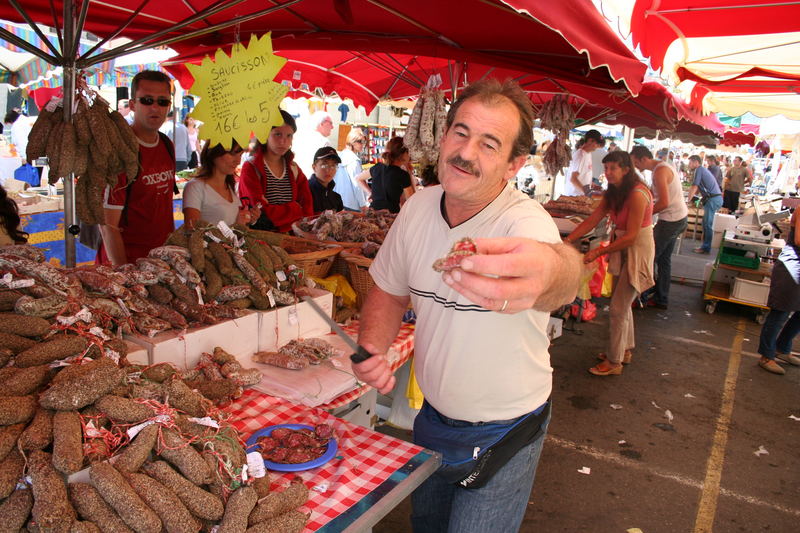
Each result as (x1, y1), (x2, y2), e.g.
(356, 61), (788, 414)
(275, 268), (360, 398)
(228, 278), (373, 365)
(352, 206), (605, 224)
(414, 400), (551, 489)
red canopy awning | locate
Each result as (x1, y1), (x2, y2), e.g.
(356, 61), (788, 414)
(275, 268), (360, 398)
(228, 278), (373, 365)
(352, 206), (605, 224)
(630, 0), (800, 72)
(0, 1), (646, 95)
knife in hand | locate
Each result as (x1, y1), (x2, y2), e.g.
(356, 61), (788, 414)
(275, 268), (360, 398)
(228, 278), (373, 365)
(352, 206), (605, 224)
(301, 295), (373, 363)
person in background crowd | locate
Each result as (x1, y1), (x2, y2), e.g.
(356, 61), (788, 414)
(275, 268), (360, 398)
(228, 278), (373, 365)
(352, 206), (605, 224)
(351, 78), (582, 533)
(420, 165), (439, 187)
(706, 155), (723, 189)
(608, 141), (619, 152)
(182, 141), (260, 229)
(334, 128), (369, 211)
(99, 70), (175, 266)
(631, 146), (688, 310)
(679, 153), (690, 180)
(757, 209), (800, 374)
(239, 109), (313, 232)
(295, 110), (334, 177)
(6, 110), (32, 162)
(185, 116), (201, 169)
(356, 136), (414, 214)
(566, 151), (654, 375)
(308, 146), (344, 214)
(723, 156), (752, 211)
(564, 129), (604, 196)
(687, 155), (723, 254)
(117, 99), (134, 125)
(161, 110), (192, 171)
(591, 138), (608, 188)
(0, 184), (28, 245)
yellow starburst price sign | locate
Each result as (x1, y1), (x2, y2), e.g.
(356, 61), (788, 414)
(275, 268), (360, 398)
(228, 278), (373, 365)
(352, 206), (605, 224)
(187, 33), (289, 150)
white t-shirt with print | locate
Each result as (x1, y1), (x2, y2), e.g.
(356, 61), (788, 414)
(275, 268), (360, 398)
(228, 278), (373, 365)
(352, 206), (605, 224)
(369, 184), (560, 422)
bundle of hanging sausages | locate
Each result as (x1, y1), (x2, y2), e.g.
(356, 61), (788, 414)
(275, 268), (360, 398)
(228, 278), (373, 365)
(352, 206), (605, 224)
(539, 95), (576, 177)
(0, 318), (308, 532)
(403, 86), (448, 167)
(26, 89), (139, 226)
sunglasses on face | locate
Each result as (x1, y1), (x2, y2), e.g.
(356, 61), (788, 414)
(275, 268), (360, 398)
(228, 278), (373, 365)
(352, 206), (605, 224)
(135, 96), (171, 107)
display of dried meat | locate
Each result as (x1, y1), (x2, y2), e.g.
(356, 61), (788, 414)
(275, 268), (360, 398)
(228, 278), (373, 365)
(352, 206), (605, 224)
(543, 195), (597, 216)
(255, 424), (334, 464)
(295, 209), (397, 244)
(252, 338), (340, 370)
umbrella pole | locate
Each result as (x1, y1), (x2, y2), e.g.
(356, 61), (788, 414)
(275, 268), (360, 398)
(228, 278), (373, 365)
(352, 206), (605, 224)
(62, 0), (78, 267)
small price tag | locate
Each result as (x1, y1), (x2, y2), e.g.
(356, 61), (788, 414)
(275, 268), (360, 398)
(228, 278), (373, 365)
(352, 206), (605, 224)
(246, 451), (266, 478)
(276, 270), (287, 282)
(267, 289), (276, 308)
(195, 286), (204, 305)
(205, 231), (222, 243)
(217, 221), (235, 241)
(187, 416), (220, 429)
(85, 421), (102, 438)
(104, 349), (120, 363)
(331, 359), (343, 368)
(89, 327), (109, 340)
(288, 307), (298, 325)
(116, 298), (131, 317)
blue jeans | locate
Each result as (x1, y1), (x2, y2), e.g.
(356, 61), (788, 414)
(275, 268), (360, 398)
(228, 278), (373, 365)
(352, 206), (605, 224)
(701, 196), (723, 251)
(411, 410), (551, 533)
(646, 217), (688, 305)
(758, 310), (800, 360)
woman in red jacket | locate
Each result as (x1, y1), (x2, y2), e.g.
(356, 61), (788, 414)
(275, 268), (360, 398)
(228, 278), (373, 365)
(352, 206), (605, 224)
(239, 110), (313, 232)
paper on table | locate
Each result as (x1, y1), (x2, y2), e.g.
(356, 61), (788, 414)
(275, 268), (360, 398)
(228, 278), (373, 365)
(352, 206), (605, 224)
(247, 332), (401, 408)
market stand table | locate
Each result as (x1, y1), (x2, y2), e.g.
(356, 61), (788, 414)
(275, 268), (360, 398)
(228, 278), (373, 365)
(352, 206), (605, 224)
(226, 389), (440, 532)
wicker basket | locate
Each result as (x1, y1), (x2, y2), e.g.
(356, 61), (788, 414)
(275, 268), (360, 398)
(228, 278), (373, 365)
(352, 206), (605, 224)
(342, 249), (374, 309)
(282, 236), (343, 279)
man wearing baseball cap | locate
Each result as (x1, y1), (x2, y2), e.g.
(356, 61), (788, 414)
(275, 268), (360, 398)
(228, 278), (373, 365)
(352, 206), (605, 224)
(309, 146), (344, 214)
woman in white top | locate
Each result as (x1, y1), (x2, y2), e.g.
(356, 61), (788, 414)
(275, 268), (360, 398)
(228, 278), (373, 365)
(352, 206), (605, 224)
(182, 141), (260, 229)
(334, 128), (369, 211)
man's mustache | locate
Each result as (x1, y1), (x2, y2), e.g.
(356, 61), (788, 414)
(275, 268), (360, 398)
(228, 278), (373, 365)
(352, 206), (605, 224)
(447, 155), (480, 178)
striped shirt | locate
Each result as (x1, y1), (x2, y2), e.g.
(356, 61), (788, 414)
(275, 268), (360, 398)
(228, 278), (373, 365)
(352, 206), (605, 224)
(264, 162), (293, 205)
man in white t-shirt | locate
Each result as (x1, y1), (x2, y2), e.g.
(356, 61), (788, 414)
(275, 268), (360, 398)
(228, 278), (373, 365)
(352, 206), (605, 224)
(564, 129), (604, 196)
(352, 80), (582, 533)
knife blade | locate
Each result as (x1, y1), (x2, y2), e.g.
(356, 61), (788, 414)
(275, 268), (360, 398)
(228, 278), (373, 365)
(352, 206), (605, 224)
(301, 295), (373, 363)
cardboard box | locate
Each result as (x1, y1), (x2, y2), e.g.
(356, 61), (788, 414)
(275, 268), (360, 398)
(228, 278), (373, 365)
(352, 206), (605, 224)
(125, 340), (150, 365)
(125, 311), (260, 370)
(256, 288), (334, 352)
(713, 213), (737, 233)
(731, 276), (770, 306)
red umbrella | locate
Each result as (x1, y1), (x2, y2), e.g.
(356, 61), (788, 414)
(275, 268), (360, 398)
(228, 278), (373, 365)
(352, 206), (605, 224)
(0, 0), (645, 95)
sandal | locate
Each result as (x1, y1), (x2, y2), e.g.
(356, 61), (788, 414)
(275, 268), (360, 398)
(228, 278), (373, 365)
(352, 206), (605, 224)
(589, 363), (623, 376)
(597, 351), (633, 364)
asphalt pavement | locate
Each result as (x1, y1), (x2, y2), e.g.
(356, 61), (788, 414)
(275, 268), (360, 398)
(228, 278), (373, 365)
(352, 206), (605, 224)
(373, 246), (800, 532)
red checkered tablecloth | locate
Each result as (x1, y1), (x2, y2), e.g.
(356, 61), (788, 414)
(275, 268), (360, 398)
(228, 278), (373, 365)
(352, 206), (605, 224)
(315, 321), (415, 410)
(226, 389), (427, 532)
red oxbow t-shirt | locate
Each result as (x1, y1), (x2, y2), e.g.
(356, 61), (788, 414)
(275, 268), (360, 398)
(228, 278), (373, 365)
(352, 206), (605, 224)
(102, 136), (175, 262)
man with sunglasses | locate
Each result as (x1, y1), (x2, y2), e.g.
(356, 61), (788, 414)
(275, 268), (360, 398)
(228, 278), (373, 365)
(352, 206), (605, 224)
(98, 70), (176, 266)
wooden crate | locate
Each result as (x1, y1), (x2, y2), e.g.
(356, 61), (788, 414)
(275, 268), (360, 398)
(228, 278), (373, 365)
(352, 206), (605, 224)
(685, 205), (703, 238)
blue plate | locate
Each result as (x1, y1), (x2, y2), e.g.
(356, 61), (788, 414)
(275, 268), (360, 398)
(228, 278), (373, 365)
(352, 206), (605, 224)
(246, 424), (337, 472)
